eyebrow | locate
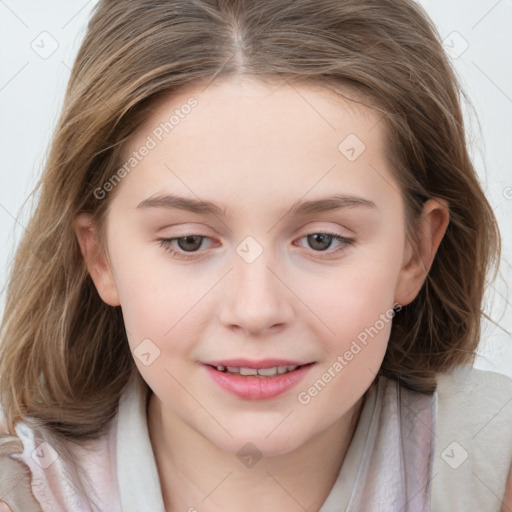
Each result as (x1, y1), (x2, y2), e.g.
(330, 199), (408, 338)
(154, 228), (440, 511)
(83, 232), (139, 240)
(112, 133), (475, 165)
(136, 193), (377, 216)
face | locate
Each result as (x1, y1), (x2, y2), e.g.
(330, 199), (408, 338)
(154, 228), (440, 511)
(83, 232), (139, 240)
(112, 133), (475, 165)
(77, 76), (439, 456)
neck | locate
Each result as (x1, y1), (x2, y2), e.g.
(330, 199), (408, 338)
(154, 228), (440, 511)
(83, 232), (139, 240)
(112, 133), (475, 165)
(147, 393), (366, 512)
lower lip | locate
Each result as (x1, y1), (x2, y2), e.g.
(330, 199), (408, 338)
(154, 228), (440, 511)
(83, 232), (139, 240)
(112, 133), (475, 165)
(203, 364), (314, 400)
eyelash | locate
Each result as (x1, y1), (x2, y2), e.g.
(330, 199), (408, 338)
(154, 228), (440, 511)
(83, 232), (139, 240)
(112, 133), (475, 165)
(156, 231), (355, 261)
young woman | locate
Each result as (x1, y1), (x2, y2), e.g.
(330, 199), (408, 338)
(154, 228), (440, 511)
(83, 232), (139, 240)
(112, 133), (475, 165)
(1, 1), (511, 510)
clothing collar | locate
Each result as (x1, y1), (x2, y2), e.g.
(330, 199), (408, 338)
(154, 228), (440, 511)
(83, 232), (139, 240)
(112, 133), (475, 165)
(117, 372), (166, 512)
(321, 375), (438, 511)
(116, 372), (437, 511)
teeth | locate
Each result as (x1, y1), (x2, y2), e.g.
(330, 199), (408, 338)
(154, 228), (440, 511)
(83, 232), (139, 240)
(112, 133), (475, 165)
(239, 367), (258, 376)
(257, 367), (278, 376)
(214, 365), (300, 376)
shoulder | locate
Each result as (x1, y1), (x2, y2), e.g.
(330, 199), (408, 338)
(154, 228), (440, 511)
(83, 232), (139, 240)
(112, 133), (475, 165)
(435, 365), (512, 445)
(0, 405), (121, 511)
(431, 365), (512, 511)
(0, 411), (42, 511)
(436, 362), (512, 396)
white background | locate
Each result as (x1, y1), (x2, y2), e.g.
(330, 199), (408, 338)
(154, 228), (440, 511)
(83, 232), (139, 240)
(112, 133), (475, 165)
(1, 1), (511, 377)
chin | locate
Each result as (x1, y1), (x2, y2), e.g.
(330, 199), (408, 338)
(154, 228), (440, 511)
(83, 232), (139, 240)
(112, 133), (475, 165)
(204, 426), (305, 459)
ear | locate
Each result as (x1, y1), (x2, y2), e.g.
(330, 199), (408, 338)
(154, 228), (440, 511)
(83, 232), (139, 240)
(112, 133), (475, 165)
(73, 213), (120, 306)
(394, 198), (449, 306)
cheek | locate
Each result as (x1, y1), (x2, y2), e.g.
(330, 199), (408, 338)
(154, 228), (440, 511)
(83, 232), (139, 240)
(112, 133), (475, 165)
(105, 230), (195, 354)
(295, 254), (401, 423)
(302, 235), (403, 349)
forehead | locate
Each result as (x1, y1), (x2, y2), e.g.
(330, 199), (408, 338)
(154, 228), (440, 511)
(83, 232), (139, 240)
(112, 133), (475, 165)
(114, 77), (398, 213)
(139, 76), (382, 144)
(124, 75), (384, 148)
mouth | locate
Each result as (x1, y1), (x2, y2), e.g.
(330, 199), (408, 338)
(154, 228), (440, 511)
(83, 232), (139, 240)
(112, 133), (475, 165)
(201, 360), (316, 400)
(206, 362), (314, 377)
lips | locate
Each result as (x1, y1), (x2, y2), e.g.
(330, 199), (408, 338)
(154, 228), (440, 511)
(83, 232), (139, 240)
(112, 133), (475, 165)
(202, 359), (315, 400)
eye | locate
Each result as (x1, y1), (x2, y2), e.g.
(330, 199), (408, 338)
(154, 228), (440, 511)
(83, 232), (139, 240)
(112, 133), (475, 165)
(294, 231), (355, 258)
(157, 235), (213, 260)
(157, 231), (355, 261)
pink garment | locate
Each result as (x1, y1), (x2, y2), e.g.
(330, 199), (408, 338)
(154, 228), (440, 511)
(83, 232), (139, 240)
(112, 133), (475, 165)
(0, 370), (438, 511)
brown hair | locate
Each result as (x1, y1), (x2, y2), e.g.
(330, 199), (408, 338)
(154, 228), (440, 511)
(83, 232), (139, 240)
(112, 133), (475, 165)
(0, 0), (501, 444)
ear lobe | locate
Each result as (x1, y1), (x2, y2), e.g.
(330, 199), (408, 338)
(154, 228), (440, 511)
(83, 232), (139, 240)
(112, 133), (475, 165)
(394, 198), (450, 306)
(73, 213), (121, 306)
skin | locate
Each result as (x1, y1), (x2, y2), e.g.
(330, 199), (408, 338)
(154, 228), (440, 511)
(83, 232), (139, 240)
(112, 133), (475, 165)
(504, 466), (512, 512)
(74, 76), (450, 512)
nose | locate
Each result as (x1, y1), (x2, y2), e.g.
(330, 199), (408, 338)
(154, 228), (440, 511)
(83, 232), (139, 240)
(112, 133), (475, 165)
(218, 250), (295, 336)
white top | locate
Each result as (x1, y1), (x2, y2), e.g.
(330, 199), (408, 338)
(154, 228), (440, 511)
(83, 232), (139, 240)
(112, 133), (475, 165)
(1, 364), (511, 511)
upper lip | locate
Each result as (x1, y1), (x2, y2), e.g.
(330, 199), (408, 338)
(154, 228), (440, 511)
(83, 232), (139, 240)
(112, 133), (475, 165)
(202, 359), (314, 369)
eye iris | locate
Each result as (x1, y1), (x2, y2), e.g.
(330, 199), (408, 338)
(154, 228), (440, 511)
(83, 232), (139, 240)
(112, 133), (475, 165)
(308, 233), (333, 251)
(177, 235), (202, 252)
